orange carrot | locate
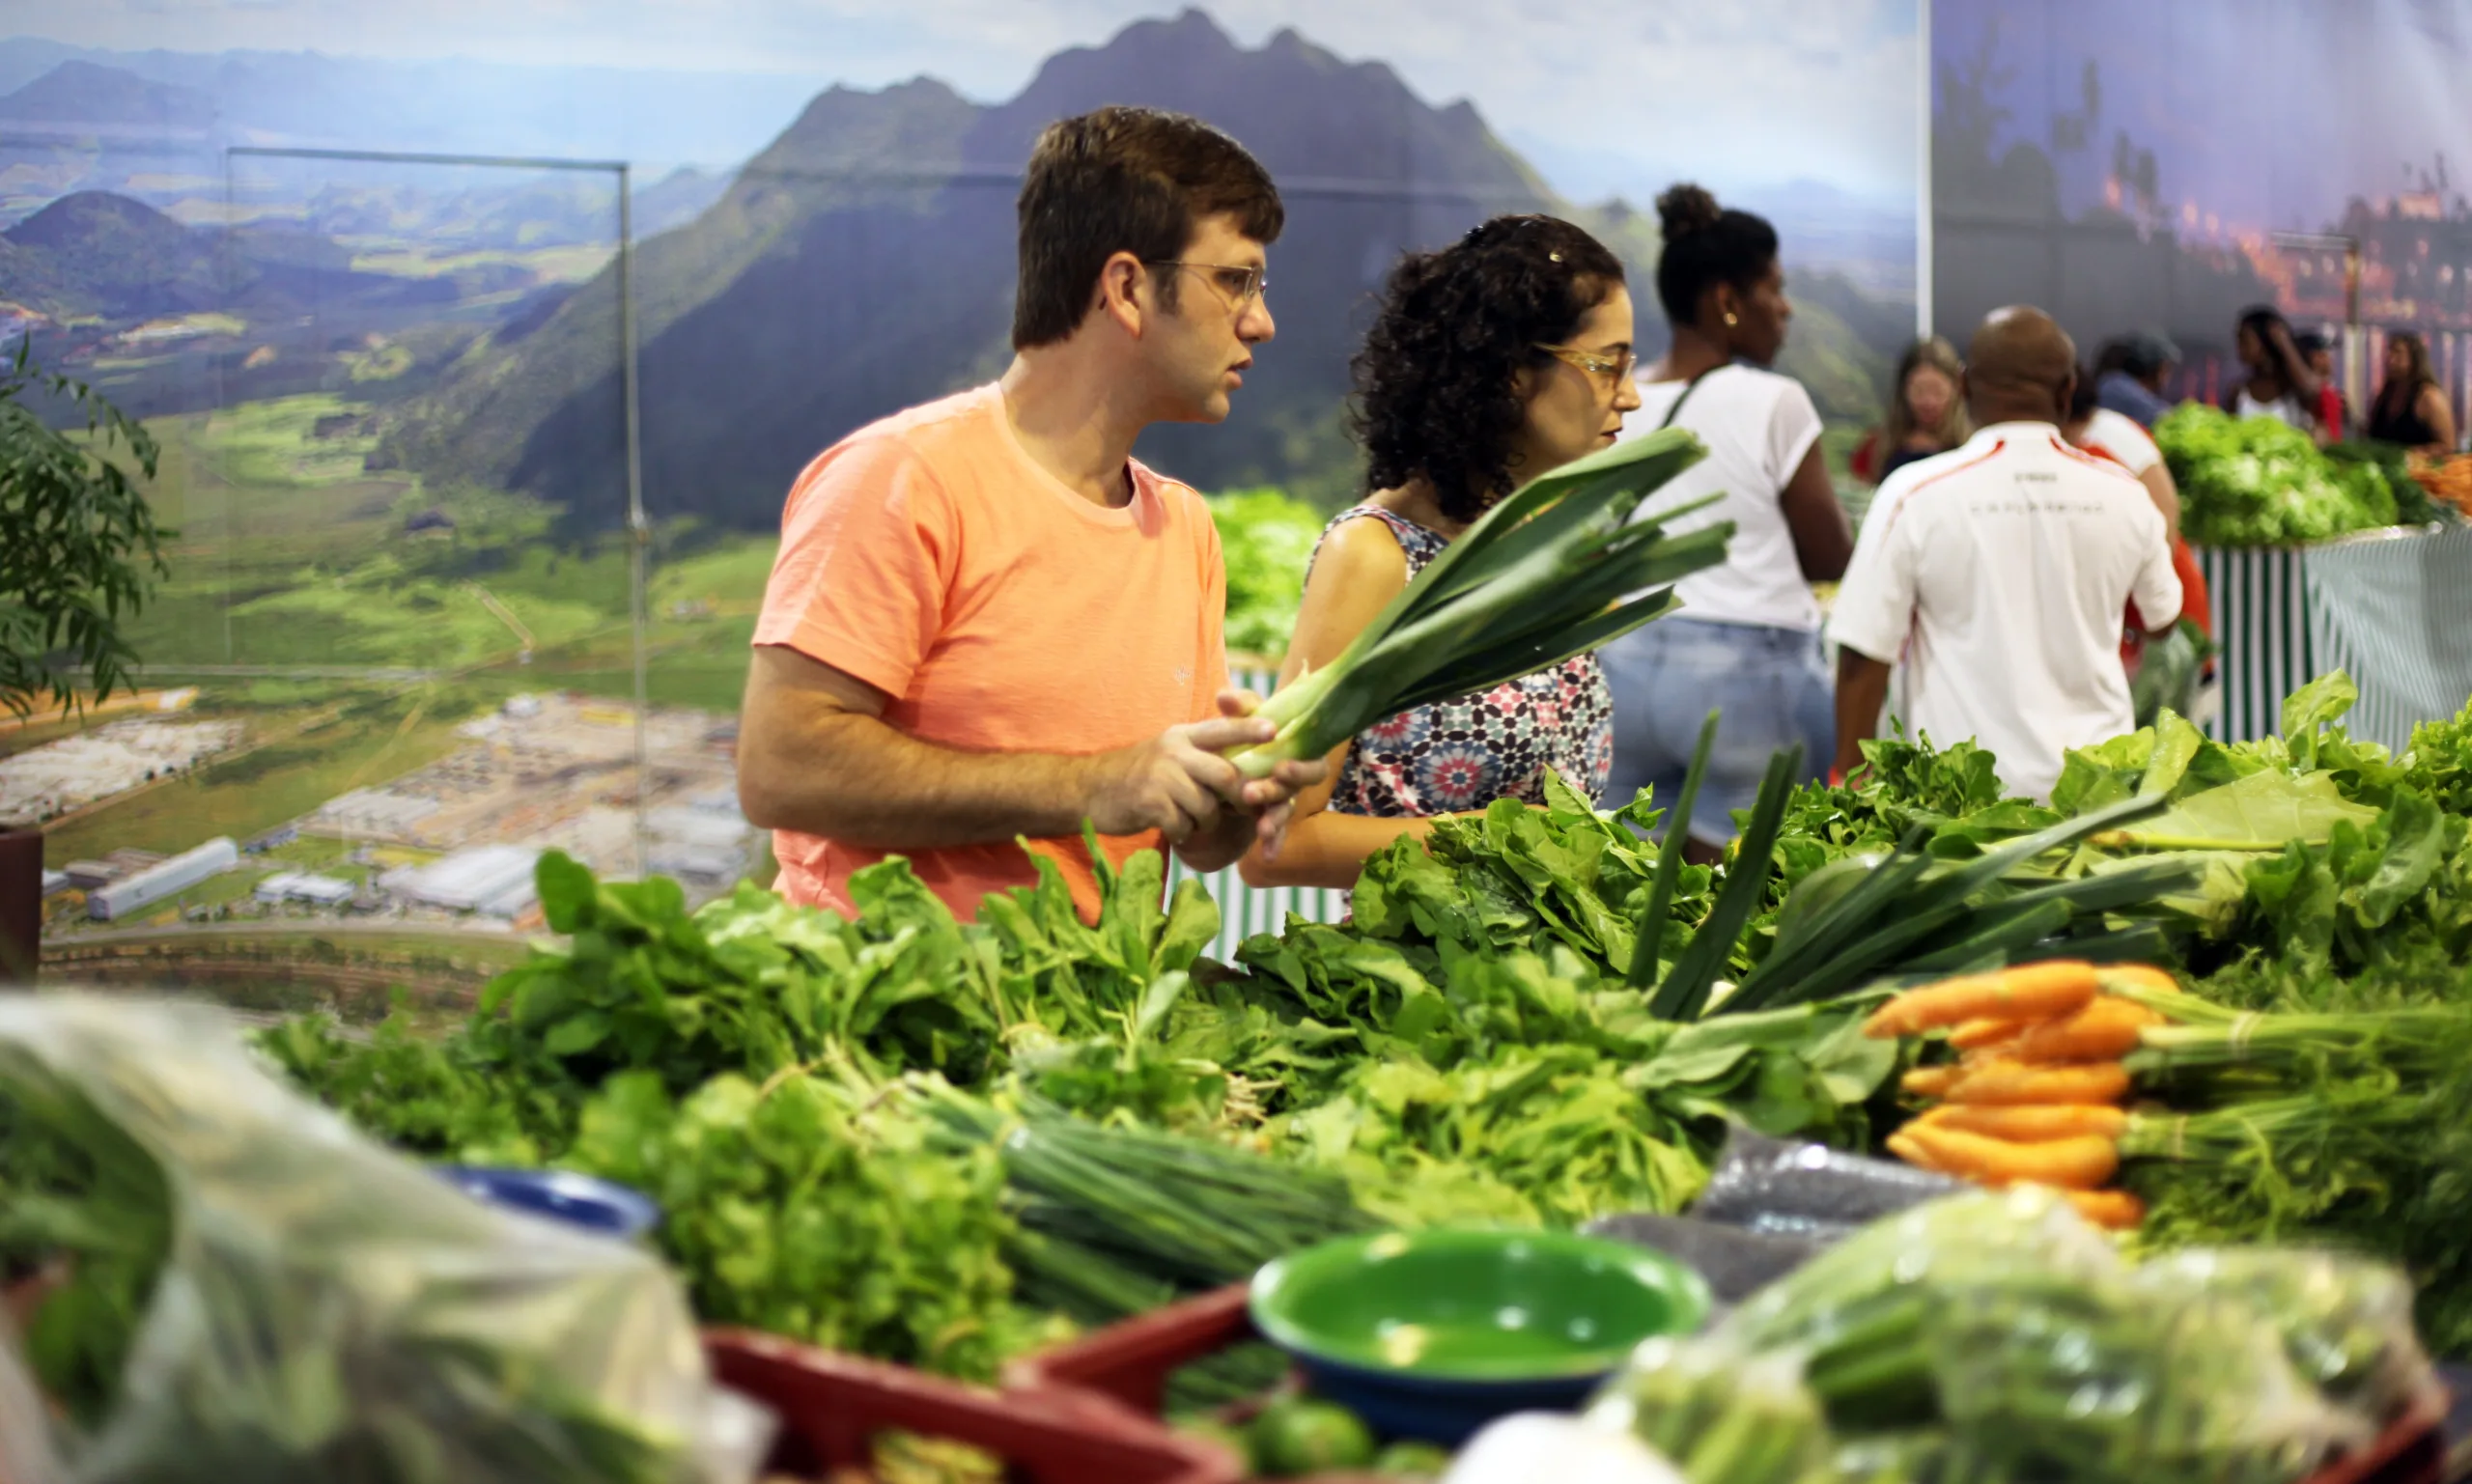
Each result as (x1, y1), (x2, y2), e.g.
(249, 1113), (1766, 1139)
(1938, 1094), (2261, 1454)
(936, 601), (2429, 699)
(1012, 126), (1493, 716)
(1885, 1131), (1943, 1173)
(2008, 997), (2164, 1063)
(2094, 965), (2178, 997)
(1862, 962), (2100, 1040)
(1896, 1122), (2120, 1190)
(1900, 1065), (1964, 1099)
(1948, 1018), (2025, 1051)
(1941, 1061), (2131, 1106)
(2065, 1189), (2147, 1230)
(1917, 1104), (2128, 1141)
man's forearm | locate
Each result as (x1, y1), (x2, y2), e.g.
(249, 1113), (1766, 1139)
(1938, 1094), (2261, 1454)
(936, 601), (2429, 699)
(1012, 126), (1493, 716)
(743, 710), (1102, 850)
(1834, 648), (1894, 780)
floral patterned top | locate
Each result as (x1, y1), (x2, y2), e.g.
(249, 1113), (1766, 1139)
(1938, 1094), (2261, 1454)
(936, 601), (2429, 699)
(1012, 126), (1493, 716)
(1316, 506), (1615, 817)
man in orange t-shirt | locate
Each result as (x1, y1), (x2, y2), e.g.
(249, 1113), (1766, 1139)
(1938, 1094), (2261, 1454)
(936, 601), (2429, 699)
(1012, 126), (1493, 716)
(737, 107), (1325, 923)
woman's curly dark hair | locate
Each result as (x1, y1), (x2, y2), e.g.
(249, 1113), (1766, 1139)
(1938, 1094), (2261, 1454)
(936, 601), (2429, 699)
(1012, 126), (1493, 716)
(1351, 214), (1627, 522)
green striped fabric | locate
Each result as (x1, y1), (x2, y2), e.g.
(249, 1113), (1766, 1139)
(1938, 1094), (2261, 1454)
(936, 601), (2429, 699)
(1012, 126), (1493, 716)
(2195, 546), (2318, 744)
(1166, 663), (1349, 964)
(2198, 529), (2472, 753)
(2302, 526), (2472, 752)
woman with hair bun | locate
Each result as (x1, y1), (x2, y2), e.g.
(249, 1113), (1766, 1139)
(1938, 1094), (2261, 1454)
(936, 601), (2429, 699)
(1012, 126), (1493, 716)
(1595, 183), (1850, 859)
(1240, 214), (1642, 889)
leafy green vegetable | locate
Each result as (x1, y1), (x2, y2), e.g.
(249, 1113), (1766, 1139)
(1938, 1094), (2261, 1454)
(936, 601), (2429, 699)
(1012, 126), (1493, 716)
(2087, 769), (2380, 852)
(1209, 487), (1326, 660)
(1228, 428), (1728, 777)
(2158, 403), (2401, 546)
(566, 1069), (1043, 1380)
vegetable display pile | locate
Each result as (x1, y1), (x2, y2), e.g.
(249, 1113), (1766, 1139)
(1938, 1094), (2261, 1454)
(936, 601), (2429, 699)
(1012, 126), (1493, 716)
(240, 669), (2472, 1379)
(1207, 487), (1326, 661)
(1593, 1189), (2435, 1484)
(2154, 403), (2409, 546)
(258, 811), (1899, 1375)
(20, 640), (2472, 1470)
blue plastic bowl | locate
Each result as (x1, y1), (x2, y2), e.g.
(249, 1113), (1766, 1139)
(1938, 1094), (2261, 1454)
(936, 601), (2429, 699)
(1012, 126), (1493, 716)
(435, 1165), (660, 1240)
(1250, 1229), (1711, 1447)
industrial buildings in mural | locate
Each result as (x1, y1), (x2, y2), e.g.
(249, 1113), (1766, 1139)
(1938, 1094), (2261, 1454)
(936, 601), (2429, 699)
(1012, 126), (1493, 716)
(1932, 0), (2472, 422)
(0, 1), (1921, 962)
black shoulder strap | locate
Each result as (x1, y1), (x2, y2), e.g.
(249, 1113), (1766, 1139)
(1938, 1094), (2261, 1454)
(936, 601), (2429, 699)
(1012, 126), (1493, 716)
(1655, 365), (1723, 432)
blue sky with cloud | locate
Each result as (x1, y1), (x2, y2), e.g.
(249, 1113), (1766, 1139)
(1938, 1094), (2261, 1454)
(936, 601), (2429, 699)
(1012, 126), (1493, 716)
(1, 0), (1920, 203)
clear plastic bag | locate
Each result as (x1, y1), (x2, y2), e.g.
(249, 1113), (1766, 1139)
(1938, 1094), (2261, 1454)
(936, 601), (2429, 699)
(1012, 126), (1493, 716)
(2135, 1247), (2434, 1432)
(0, 994), (766, 1484)
(1589, 1190), (2420, 1484)
(1586, 1335), (1832, 1484)
(1724, 1187), (2119, 1366)
(1689, 1129), (1962, 1242)
(1581, 1211), (1825, 1305)
(1925, 1265), (2364, 1484)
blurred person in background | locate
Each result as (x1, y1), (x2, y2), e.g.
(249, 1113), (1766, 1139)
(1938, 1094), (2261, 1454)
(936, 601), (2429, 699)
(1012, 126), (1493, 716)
(1850, 337), (1972, 485)
(2065, 372), (2211, 706)
(1832, 307), (2179, 803)
(1241, 215), (1642, 889)
(2224, 304), (2324, 434)
(2094, 330), (2179, 427)
(1597, 183), (1851, 860)
(2065, 371), (2180, 535)
(2294, 329), (2349, 439)
(2369, 330), (2458, 455)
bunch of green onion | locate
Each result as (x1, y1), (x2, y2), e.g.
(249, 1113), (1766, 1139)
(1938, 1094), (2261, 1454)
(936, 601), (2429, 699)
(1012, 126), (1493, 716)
(1228, 428), (1727, 777)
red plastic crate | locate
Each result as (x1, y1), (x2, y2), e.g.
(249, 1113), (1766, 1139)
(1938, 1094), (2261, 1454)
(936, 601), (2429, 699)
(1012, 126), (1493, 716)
(706, 1328), (1241, 1484)
(2304, 1386), (2447, 1484)
(1004, 1283), (1260, 1418)
(1005, 1287), (2448, 1484)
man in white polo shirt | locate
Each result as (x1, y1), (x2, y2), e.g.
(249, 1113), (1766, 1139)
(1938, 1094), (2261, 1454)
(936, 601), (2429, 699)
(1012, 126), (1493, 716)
(1829, 306), (2181, 801)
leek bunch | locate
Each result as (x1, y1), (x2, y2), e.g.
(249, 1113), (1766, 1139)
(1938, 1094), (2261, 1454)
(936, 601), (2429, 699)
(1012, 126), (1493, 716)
(1229, 428), (1727, 777)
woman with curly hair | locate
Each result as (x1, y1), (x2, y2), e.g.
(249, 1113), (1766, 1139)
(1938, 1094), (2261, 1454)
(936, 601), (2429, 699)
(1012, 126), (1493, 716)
(1598, 183), (1851, 861)
(1239, 214), (1640, 889)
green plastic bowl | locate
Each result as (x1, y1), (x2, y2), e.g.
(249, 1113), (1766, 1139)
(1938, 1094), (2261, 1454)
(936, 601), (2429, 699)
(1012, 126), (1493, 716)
(1250, 1229), (1711, 1444)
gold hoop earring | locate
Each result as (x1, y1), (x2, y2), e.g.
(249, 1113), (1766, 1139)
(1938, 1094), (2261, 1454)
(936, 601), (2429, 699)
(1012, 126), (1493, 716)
(1724, 312), (1738, 326)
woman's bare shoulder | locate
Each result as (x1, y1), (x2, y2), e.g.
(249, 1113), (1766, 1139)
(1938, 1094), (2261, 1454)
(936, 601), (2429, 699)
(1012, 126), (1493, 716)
(1313, 508), (1413, 583)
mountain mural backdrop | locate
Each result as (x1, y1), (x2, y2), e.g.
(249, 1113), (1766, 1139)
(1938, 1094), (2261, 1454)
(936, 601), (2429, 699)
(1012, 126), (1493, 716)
(378, 10), (1902, 526)
(0, 10), (1908, 525)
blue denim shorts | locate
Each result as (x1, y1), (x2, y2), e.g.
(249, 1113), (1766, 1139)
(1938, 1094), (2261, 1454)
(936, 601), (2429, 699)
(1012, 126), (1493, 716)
(1598, 617), (1834, 845)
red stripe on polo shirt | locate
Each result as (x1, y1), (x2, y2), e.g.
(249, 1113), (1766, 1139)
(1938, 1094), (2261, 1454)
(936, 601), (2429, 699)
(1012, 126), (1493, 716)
(1872, 438), (2007, 544)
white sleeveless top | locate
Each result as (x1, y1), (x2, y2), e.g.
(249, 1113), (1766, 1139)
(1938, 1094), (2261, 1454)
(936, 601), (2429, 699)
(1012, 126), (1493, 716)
(1618, 364), (1827, 631)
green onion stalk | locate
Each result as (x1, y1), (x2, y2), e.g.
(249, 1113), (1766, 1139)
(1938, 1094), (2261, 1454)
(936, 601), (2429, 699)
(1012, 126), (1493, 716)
(1226, 428), (1728, 778)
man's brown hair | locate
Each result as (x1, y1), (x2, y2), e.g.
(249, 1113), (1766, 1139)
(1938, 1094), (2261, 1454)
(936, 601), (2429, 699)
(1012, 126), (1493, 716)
(1011, 106), (1283, 350)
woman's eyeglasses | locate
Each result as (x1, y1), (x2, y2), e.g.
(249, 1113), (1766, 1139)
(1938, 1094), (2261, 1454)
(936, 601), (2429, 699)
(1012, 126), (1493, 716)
(1539, 343), (1637, 389)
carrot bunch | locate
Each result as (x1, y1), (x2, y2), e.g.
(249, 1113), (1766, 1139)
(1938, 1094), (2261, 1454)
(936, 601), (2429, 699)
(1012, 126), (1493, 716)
(2409, 452), (2472, 515)
(1866, 960), (2174, 1232)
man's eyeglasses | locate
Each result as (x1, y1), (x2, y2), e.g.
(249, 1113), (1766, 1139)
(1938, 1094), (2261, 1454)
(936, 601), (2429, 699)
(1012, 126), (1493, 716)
(1539, 343), (1637, 389)
(1148, 261), (1268, 310)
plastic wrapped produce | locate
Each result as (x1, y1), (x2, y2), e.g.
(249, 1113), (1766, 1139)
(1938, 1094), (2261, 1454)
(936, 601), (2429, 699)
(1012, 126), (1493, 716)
(1925, 1266), (2361, 1484)
(1586, 1337), (1832, 1484)
(2135, 1247), (2434, 1429)
(1590, 1189), (2391, 1484)
(0, 994), (762, 1484)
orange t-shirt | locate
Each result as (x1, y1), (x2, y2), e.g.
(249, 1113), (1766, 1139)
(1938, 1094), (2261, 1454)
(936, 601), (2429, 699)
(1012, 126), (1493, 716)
(751, 383), (1230, 924)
